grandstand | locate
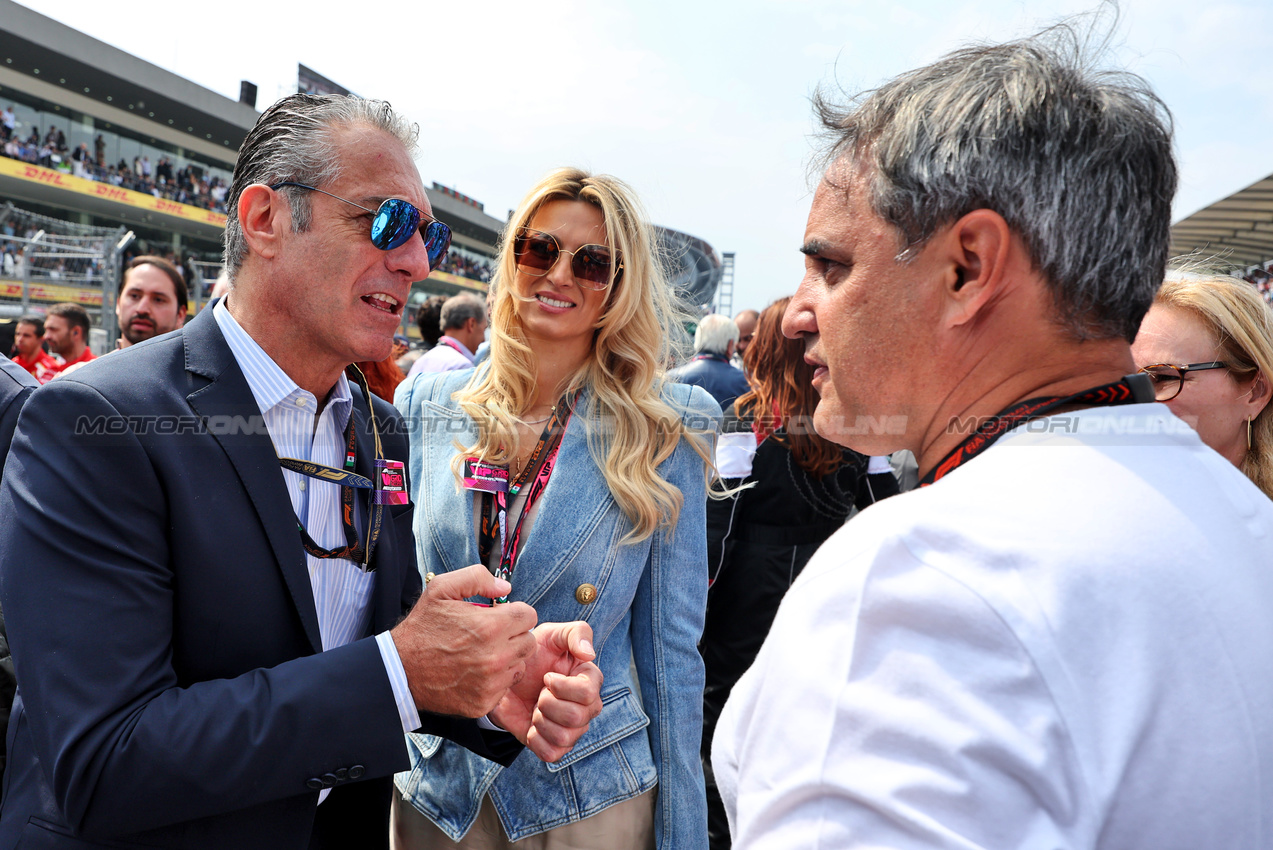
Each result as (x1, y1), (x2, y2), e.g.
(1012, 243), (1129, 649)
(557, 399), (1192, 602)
(658, 225), (724, 311)
(0, 0), (727, 346)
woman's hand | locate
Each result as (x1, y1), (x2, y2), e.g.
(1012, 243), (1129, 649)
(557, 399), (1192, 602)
(489, 622), (604, 763)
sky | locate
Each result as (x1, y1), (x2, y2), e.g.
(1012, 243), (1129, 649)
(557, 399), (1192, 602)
(17, 0), (1273, 313)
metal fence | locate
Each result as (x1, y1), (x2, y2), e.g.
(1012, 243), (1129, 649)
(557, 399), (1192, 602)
(0, 203), (137, 350)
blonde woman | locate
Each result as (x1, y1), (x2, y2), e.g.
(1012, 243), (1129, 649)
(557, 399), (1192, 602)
(393, 168), (717, 849)
(1132, 274), (1273, 496)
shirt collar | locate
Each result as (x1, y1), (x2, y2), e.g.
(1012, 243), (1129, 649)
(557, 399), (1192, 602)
(213, 298), (352, 420)
(438, 335), (476, 361)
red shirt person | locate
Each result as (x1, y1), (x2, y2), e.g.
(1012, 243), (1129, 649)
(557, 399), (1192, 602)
(11, 316), (59, 385)
(43, 303), (96, 374)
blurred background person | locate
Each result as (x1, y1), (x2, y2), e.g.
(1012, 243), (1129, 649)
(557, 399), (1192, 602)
(417, 294), (448, 350)
(42, 303), (94, 372)
(406, 292), (487, 377)
(10, 315), (58, 384)
(669, 313), (751, 413)
(398, 294), (449, 374)
(116, 255), (188, 348)
(731, 308), (758, 370)
(699, 297), (899, 848)
(1133, 274), (1273, 497)
(393, 167), (717, 849)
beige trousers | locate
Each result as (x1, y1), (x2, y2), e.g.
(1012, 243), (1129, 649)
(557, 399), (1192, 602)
(391, 790), (655, 850)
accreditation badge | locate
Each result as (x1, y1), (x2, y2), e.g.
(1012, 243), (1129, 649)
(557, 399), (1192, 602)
(463, 457), (509, 493)
(375, 459), (409, 505)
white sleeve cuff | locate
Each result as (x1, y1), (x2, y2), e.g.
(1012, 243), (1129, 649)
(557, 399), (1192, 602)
(375, 631), (423, 733)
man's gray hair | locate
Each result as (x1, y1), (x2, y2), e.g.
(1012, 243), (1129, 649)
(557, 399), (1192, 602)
(440, 292), (487, 331)
(223, 93), (419, 282)
(813, 22), (1176, 342)
(694, 314), (739, 356)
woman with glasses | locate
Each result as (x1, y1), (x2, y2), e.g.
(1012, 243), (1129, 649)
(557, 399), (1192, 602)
(1132, 275), (1273, 497)
(392, 168), (717, 849)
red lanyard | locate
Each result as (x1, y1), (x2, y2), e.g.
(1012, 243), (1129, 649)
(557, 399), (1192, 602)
(919, 374), (1153, 487)
(477, 393), (576, 602)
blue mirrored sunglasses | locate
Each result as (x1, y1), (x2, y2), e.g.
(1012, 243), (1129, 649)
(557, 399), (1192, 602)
(269, 182), (452, 272)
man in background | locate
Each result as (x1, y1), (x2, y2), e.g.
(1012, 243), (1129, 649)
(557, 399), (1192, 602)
(407, 292), (487, 376)
(731, 309), (758, 370)
(669, 313), (752, 413)
(10, 316), (58, 385)
(43, 303), (94, 371)
(116, 255), (187, 347)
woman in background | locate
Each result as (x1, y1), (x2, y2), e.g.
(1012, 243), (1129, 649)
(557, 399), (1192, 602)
(1132, 274), (1273, 498)
(699, 296), (900, 849)
(394, 167), (716, 849)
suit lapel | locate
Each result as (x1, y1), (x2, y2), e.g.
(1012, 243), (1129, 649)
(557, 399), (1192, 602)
(182, 309), (324, 653)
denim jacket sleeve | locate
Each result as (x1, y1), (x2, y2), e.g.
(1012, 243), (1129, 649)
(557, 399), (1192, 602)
(633, 382), (720, 848)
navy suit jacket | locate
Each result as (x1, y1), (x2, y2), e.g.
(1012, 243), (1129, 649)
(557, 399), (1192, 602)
(0, 309), (515, 849)
(0, 356), (37, 466)
(668, 353), (751, 415)
(0, 355), (37, 779)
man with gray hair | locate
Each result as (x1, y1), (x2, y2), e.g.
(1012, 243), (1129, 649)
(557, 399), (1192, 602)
(669, 313), (752, 413)
(406, 291), (487, 376)
(0, 93), (602, 849)
(713, 26), (1273, 850)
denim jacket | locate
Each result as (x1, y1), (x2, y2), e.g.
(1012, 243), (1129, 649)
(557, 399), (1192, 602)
(392, 369), (719, 848)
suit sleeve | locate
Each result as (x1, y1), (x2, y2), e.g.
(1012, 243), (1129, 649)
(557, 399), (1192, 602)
(0, 381), (415, 838)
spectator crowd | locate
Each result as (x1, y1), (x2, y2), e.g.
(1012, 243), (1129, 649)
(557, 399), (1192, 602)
(0, 106), (229, 214)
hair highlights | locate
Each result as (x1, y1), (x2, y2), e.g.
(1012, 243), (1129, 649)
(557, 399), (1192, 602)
(452, 167), (710, 542)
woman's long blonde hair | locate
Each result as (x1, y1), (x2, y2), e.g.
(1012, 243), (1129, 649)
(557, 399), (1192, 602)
(1156, 274), (1273, 498)
(452, 167), (710, 541)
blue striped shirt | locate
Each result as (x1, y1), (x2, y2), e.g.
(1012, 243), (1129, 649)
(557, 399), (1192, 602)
(213, 300), (421, 737)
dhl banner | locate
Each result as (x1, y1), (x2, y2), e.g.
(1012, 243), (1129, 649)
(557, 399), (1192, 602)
(0, 278), (103, 306)
(427, 271), (487, 292)
(0, 158), (227, 228)
(0, 278), (206, 314)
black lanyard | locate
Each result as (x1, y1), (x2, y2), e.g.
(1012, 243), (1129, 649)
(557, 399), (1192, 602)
(477, 393), (576, 601)
(276, 366), (387, 571)
(918, 374), (1154, 487)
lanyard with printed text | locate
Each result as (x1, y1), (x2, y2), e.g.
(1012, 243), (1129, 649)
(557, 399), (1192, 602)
(918, 374), (1154, 487)
(477, 393), (576, 602)
(275, 367), (407, 570)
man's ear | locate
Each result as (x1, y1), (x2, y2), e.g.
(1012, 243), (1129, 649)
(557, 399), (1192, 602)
(938, 208), (1012, 329)
(237, 184), (287, 262)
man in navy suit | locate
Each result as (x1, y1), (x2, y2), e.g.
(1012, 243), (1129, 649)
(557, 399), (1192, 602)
(0, 95), (602, 849)
(0, 354), (36, 779)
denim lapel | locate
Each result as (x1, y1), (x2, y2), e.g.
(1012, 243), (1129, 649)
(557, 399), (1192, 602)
(500, 397), (616, 606)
